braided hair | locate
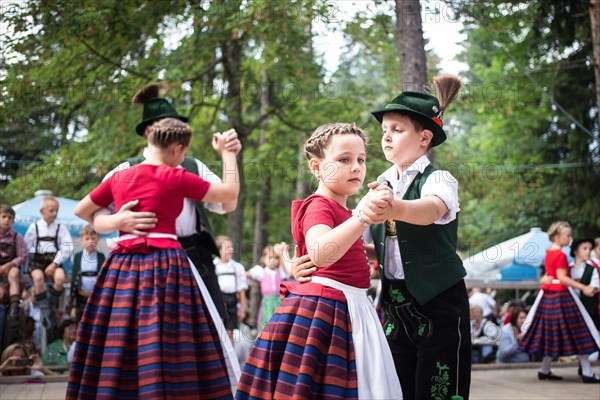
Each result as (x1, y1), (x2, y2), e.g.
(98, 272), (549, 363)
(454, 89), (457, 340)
(304, 123), (367, 160)
(548, 221), (571, 242)
(148, 118), (192, 148)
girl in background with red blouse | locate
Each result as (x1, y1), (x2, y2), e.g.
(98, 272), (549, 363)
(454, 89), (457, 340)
(236, 123), (402, 399)
(520, 221), (600, 384)
(67, 118), (240, 399)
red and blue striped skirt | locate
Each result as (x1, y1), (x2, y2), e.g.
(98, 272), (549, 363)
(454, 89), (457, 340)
(236, 292), (358, 399)
(67, 249), (233, 400)
(519, 289), (599, 358)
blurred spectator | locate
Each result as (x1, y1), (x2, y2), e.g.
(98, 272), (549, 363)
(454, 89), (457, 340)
(246, 245), (289, 330)
(471, 305), (499, 364)
(214, 236), (248, 343)
(24, 196), (72, 343)
(0, 204), (27, 321)
(590, 238), (600, 268)
(469, 287), (497, 321)
(0, 342), (53, 376)
(501, 300), (527, 326)
(569, 238), (599, 329)
(69, 225), (104, 321)
(42, 318), (77, 367)
(496, 307), (529, 363)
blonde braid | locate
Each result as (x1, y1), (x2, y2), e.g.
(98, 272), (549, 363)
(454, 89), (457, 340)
(304, 123), (367, 160)
(148, 118), (192, 148)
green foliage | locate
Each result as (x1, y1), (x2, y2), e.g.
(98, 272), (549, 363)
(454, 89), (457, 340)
(441, 0), (600, 253)
(2, 0), (598, 266)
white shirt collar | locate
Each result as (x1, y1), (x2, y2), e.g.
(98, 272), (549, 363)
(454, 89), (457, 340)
(378, 154), (431, 183)
(38, 219), (56, 229)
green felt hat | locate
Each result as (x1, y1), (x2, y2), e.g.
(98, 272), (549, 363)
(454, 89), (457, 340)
(371, 91), (447, 147)
(135, 97), (189, 136)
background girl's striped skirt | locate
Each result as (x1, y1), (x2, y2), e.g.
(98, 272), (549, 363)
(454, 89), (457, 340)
(67, 249), (233, 400)
(520, 289), (600, 358)
(236, 293), (358, 400)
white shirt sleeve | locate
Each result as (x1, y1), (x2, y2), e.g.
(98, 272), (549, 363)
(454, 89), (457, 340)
(54, 224), (73, 266)
(195, 158), (226, 215)
(24, 223), (36, 253)
(235, 261), (249, 292)
(421, 169), (460, 225)
(248, 265), (265, 281)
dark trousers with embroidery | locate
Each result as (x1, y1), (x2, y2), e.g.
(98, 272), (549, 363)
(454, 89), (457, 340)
(382, 279), (471, 400)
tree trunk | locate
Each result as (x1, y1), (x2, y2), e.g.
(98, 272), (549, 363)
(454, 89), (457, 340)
(591, 0), (600, 127)
(252, 69), (271, 265)
(395, 0), (427, 91)
(395, 0), (432, 160)
(295, 3), (313, 201)
(226, 151), (245, 257)
(222, 10), (246, 261)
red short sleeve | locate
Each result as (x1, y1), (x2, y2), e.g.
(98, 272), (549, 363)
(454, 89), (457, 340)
(180, 171), (211, 201)
(89, 176), (114, 207)
(555, 251), (569, 270)
(301, 196), (335, 236)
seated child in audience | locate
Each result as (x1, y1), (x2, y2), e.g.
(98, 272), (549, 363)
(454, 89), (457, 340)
(69, 225), (104, 320)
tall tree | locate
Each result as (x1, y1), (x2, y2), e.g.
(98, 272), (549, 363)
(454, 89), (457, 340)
(590, 0), (600, 126)
(449, 0), (600, 249)
(395, 0), (427, 91)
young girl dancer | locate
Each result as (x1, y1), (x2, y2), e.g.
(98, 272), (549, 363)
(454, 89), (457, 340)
(67, 118), (240, 399)
(520, 221), (600, 383)
(246, 245), (290, 330)
(236, 123), (402, 399)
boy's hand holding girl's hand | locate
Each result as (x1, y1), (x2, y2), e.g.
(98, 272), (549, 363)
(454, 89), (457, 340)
(212, 129), (242, 155)
(360, 181), (394, 225)
(583, 285), (597, 297)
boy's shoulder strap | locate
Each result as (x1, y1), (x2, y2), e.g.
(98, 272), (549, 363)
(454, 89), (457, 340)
(127, 156), (146, 166)
(180, 156), (199, 176)
(97, 252), (106, 267)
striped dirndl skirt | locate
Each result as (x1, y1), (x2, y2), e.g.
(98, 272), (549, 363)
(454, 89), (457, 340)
(519, 288), (600, 358)
(66, 248), (233, 400)
(236, 290), (358, 399)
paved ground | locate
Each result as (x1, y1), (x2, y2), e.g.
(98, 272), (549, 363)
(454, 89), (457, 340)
(1, 364), (599, 399)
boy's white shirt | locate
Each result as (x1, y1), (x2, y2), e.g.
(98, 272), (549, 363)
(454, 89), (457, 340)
(359, 155), (460, 280)
(71, 249), (100, 292)
(214, 257), (249, 294)
(96, 147), (225, 237)
(569, 260), (600, 297)
(24, 219), (73, 265)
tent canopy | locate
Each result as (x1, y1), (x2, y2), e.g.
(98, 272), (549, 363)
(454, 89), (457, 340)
(463, 227), (572, 281)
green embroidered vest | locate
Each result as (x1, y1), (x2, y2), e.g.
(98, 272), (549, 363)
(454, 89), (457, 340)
(371, 165), (466, 305)
(127, 156), (219, 255)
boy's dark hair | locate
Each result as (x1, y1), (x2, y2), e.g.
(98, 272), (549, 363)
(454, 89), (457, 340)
(0, 204), (15, 217)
